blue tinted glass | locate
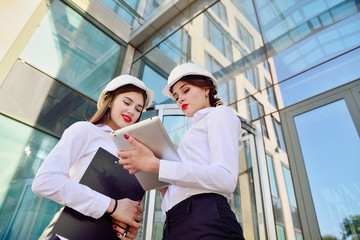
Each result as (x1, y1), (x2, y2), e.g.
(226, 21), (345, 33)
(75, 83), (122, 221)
(144, 0), (166, 17)
(266, 155), (279, 197)
(99, 0), (139, 26)
(0, 114), (61, 239)
(274, 118), (286, 150)
(273, 10), (360, 82)
(230, 0), (259, 31)
(20, 0), (124, 100)
(218, 82), (228, 105)
(250, 97), (259, 119)
(283, 166), (296, 207)
(296, 232), (303, 240)
(142, 65), (171, 105)
(279, 47), (360, 107)
(255, 0), (355, 43)
(276, 224), (286, 240)
(294, 99), (360, 239)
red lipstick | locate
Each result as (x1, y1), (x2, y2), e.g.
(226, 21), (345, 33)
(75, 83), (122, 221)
(122, 114), (132, 123)
(182, 104), (188, 110)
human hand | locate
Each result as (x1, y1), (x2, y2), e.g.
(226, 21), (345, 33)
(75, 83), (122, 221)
(112, 219), (138, 240)
(117, 134), (160, 175)
(110, 198), (143, 228)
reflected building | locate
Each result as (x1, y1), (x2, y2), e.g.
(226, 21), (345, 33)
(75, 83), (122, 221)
(0, 0), (359, 239)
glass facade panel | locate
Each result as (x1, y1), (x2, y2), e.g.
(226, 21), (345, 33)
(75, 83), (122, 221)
(283, 166), (302, 235)
(278, 46), (360, 107)
(157, 28), (189, 65)
(141, 64), (172, 105)
(272, 117), (286, 151)
(20, 0), (125, 100)
(282, 166), (296, 207)
(211, 2), (228, 25)
(273, 10), (360, 82)
(99, 0), (141, 27)
(0, 114), (61, 239)
(0, 62), (97, 138)
(266, 154), (279, 198)
(232, 132), (261, 240)
(276, 224), (286, 240)
(294, 99), (360, 239)
(204, 14), (233, 61)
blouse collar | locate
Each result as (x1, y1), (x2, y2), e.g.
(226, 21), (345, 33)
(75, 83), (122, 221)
(193, 107), (214, 123)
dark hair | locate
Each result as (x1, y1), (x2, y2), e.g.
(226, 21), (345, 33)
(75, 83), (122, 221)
(170, 75), (223, 107)
(89, 84), (147, 125)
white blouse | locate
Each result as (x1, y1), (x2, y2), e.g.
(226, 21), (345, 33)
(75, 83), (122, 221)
(159, 105), (243, 212)
(32, 122), (118, 219)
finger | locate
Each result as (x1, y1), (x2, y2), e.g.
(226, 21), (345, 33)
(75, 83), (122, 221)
(129, 168), (138, 174)
(124, 134), (143, 149)
(137, 206), (144, 213)
(112, 224), (125, 233)
(112, 219), (127, 229)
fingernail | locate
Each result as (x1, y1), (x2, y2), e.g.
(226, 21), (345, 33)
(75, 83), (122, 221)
(116, 232), (121, 237)
(137, 200), (142, 204)
(113, 225), (117, 229)
(124, 134), (129, 139)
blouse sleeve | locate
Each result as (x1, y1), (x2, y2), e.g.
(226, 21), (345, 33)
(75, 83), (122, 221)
(159, 106), (243, 194)
(31, 122), (110, 219)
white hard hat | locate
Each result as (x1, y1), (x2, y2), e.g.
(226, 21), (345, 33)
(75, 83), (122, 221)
(162, 63), (218, 99)
(97, 75), (154, 110)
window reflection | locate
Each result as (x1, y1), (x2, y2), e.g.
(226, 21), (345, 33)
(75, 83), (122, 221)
(0, 114), (61, 239)
(211, 2), (228, 25)
(157, 28), (189, 65)
(20, 0), (125, 100)
(294, 99), (360, 239)
(141, 64), (172, 105)
(204, 13), (233, 61)
(99, 0), (141, 27)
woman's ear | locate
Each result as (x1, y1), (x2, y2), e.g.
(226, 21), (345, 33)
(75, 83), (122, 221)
(204, 88), (210, 97)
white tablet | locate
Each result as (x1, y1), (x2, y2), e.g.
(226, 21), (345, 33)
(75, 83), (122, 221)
(110, 116), (181, 191)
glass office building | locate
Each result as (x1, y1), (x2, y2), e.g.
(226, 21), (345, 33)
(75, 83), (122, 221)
(1, 0), (359, 239)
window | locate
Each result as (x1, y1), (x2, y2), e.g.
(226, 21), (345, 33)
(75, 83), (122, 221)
(236, 19), (255, 50)
(211, 2), (228, 25)
(265, 79), (278, 108)
(283, 166), (303, 237)
(20, 0), (126, 101)
(158, 28), (190, 64)
(244, 67), (260, 90)
(0, 114), (61, 239)
(266, 154), (286, 239)
(204, 14), (233, 61)
(99, 0), (140, 26)
(205, 51), (222, 72)
(272, 116), (286, 151)
(246, 95), (264, 120)
(260, 117), (269, 138)
(141, 64), (171, 105)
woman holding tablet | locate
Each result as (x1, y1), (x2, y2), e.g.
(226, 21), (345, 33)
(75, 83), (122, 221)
(32, 75), (153, 240)
(118, 63), (245, 240)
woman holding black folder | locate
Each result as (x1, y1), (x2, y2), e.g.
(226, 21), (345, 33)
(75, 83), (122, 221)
(32, 75), (154, 240)
(118, 63), (245, 240)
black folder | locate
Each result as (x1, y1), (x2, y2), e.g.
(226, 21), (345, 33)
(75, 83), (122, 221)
(52, 147), (145, 240)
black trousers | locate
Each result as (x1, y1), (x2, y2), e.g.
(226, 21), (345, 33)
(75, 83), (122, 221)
(162, 193), (245, 240)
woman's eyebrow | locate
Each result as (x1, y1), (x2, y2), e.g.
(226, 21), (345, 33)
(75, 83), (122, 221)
(124, 96), (144, 108)
(172, 84), (188, 97)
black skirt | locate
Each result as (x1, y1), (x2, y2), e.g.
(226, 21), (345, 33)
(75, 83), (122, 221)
(162, 193), (245, 240)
